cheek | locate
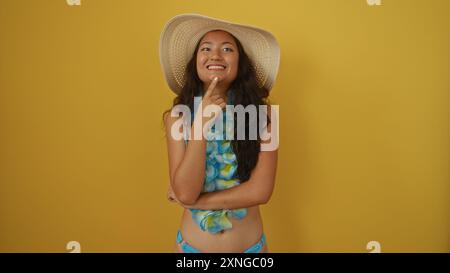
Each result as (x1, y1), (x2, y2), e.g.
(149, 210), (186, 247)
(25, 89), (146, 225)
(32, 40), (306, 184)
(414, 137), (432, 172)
(229, 57), (239, 76)
(196, 61), (201, 72)
(196, 55), (207, 69)
(196, 55), (209, 81)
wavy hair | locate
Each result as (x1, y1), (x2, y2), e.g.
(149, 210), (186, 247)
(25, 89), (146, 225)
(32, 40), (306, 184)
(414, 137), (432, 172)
(163, 31), (270, 182)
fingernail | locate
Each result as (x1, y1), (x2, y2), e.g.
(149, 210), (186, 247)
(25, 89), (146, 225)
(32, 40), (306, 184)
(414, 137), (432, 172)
(214, 77), (218, 81)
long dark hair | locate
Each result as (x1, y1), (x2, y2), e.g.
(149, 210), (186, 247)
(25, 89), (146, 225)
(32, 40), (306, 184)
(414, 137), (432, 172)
(163, 31), (270, 182)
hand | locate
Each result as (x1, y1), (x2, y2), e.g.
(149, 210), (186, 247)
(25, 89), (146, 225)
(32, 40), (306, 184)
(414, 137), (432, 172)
(167, 185), (178, 203)
(196, 77), (226, 123)
(203, 77), (226, 109)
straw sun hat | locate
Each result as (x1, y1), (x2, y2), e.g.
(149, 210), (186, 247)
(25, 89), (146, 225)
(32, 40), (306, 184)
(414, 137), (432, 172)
(159, 13), (280, 94)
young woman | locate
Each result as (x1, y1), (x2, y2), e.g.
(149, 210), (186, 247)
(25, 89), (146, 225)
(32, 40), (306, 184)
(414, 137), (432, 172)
(160, 14), (280, 253)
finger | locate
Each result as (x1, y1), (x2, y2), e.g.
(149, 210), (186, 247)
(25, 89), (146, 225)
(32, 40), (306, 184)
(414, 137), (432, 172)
(214, 98), (225, 105)
(204, 77), (219, 97)
(210, 94), (222, 100)
(210, 101), (226, 111)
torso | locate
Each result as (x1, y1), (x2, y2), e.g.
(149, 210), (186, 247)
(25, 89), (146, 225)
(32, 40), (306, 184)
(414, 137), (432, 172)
(175, 101), (268, 252)
(176, 205), (267, 252)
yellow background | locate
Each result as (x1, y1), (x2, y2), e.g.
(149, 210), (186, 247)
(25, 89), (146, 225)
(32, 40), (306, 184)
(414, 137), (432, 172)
(0, 0), (448, 252)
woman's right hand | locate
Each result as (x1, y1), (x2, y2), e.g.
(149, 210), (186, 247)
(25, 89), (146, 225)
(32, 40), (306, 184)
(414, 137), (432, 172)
(197, 77), (226, 123)
(191, 77), (227, 140)
(203, 77), (226, 108)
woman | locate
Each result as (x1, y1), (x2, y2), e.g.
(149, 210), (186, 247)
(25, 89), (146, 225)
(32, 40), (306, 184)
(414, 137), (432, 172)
(160, 14), (280, 253)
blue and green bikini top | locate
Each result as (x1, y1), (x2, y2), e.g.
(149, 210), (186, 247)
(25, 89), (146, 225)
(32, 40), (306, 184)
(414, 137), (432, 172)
(183, 90), (247, 234)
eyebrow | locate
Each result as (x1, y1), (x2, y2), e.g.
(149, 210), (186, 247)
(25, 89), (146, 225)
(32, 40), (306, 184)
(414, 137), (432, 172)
(200, 41), (235, 46)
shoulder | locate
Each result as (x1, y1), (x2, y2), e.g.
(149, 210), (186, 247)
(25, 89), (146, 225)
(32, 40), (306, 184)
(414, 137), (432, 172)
(163, 109), (181, 128)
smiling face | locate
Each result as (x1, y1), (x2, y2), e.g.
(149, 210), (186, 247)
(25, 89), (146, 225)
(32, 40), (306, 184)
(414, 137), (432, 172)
(196, 30), (239, 89)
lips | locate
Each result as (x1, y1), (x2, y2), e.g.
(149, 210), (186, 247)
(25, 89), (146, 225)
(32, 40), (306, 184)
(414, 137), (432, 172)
(206, 64), (226, 70)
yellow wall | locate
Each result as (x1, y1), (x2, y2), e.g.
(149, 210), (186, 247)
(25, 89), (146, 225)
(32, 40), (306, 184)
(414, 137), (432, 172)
(0, 0), (448, 252)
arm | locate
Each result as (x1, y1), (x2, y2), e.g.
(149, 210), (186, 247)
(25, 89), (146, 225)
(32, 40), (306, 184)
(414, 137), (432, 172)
(180, 149), (278, 210)
(164, 112), (206, 205)
(164, 77), (226, 205)
(170, 105), (278, 210)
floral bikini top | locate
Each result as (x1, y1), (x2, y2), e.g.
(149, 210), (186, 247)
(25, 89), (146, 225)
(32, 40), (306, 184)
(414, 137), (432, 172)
(183, 90), (247, 234)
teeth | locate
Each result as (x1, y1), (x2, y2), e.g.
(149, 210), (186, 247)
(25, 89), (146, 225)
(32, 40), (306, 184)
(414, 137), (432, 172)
(207, 65), (226, 70)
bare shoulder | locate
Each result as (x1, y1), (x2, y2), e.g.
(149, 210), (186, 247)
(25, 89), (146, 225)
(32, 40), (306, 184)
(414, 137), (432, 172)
(163, 109), (184, 130)
(163, 110), (174, 126)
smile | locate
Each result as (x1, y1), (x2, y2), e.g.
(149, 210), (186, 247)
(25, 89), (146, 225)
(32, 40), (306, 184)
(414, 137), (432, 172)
(206, 64), (226, 70)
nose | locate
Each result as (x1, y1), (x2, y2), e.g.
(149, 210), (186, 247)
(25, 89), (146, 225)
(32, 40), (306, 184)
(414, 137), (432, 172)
(209, 48), (224, 61)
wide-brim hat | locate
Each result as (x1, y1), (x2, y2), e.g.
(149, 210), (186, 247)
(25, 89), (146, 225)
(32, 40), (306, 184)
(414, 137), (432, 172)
(159, 13), (280, 94)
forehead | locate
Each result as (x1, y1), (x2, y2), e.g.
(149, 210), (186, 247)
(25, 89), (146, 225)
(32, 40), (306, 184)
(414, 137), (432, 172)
(199, 30), (237, 45)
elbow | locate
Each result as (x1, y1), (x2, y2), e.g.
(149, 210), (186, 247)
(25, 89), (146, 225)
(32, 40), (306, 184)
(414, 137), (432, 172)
(172, 183), (200, 205)
(251, 180), (275, 205)
(171, 176), (201, 205)
(177, 193), (198, 206)
(259, 195), (271, 205)
(257, 191), (273, 205)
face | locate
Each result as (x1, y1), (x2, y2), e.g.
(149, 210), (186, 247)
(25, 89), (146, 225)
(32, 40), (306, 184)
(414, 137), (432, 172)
(196, 30), (239, 88)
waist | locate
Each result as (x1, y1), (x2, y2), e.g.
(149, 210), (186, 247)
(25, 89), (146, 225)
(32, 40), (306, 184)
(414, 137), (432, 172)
(179, 206), (264, 252)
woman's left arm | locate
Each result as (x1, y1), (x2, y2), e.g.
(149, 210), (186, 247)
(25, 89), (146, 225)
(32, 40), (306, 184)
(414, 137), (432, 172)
(167, 106), (279, 210)
(168, 146), (277, 210)
(186, 148), (277, 210)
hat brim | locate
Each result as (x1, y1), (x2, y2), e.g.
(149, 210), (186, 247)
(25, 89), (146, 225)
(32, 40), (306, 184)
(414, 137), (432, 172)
(159, 13), (280, 94)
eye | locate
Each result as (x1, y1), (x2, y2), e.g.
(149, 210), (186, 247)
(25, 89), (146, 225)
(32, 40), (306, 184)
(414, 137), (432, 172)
(200, 47), (210, 52)
(223, 47), (234, 52)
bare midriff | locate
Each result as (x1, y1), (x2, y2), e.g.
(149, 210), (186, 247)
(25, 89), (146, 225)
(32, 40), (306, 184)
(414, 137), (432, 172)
(176, 205), (266, 253)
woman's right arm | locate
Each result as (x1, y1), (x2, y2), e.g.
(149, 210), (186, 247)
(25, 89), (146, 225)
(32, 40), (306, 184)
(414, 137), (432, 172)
(164, 112), (207, 205)
(164, 77), (225, 205)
